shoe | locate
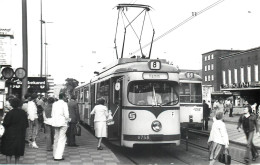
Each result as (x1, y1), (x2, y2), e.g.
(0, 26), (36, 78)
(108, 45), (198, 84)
(54, 158), (64, 161)
(97, 146), (103, 150)
(253, 154), (259, 161)
(31, 141), (39, 149)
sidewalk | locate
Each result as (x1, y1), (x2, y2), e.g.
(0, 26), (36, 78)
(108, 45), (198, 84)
(0, 126), (121, 165)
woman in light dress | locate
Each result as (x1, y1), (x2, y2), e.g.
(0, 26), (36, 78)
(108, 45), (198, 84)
(90, 98), (109, 150)
(208, 111), (229, 165)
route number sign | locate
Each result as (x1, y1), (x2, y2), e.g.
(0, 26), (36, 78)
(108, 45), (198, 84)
(148, 60), (161, 70)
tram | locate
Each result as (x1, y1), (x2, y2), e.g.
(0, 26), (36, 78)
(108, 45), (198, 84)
(179, 71), (203, 129)
(74, 57), (180, 148)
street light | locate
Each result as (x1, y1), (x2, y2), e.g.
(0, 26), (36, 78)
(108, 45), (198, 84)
(43, 21), (53, 77)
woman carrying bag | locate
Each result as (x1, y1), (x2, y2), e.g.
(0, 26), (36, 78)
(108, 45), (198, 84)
(208, 111), (230, 165)
(90, 98), (109, 150)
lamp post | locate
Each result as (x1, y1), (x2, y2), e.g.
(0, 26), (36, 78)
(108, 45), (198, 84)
(43, 21), (53, 77)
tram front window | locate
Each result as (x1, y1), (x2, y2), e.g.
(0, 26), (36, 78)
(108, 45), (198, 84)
(128, 81), (179, 106)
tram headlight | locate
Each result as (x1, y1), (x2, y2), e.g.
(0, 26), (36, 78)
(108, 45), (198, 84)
(151, 120), (162, 132)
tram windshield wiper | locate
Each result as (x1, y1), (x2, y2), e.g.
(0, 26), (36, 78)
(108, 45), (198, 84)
(161, 99), (179, 106)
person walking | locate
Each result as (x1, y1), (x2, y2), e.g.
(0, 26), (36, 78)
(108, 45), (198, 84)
(43, 97), (55, 151)
(1, 98), (28, 164)
(208, 111), (229, 165)
(67, 95), (80, 147)
(90, 97), (109, 150)
(203, 100), (210, 131)
(229, 100), (233, 117)
(27, 93), (39, 148)
(237, 105), (260, 162)
(51, 93), (70, 161)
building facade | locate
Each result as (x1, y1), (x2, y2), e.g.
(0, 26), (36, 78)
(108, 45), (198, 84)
(202, 46), (260, 107)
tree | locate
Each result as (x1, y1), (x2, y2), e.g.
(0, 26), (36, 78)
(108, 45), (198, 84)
(61, 78), (79, 97)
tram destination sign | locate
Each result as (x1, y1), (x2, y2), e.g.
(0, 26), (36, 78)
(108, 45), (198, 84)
(143, 72), (168, 80)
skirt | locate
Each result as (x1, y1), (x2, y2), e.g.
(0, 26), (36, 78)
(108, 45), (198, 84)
(94, 121), (107, 138)
(209, 141), (224, 160)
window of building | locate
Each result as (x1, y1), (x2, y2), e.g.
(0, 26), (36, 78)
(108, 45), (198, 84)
(211, 64), (214, 70)
(208, 75), (211, 81)
(205, 65), (207, 71)
(247, 65), (251, 82)
(208, 55), (210, 61)
(228, 69), (232, 84)
(208, 65), (210, 71)
(211, 54), (214, 59)
(234, 68), (238, 83)
(240, 67), (244, 82)
(205, 76), (207, 82)
(205, 56), (207, 61)
(222, 70), (226, 84)
(255, 64), (258, 81)
(211, 75), (214, 81)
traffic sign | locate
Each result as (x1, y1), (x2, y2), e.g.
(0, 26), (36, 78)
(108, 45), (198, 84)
(1, 67), (14, 79)
(15, 68), (26, 79)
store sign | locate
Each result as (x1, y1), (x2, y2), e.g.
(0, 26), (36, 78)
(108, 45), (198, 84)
(221, 82), (252, 89)
(0, 36), (12, 66)
(12, 77), (46, 91)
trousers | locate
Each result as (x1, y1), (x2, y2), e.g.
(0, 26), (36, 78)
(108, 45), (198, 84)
(53, 126), (68, 159)
(244, 131), (258, 159)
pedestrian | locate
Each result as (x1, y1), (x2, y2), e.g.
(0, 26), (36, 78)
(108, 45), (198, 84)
(212, 99), (224, 121)
(51, 93), (70, 161)
(224, 99), (231, 115)
(21, 93), (31, 143)
(90, 97), (109, 150)
(237, 105), (260, 162)
(43, 97), (55, 151)
(229, 100), (233, 117)
(27, 93), (39, 148)
(251, 103), (257, 114)
(1, 98), (28, 164)
(67, 94), (80, 147)
(203, 100), (210, 131)
(208, 111), (229, 165)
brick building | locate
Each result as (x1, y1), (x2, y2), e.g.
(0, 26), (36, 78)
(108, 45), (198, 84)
(202, 46), (260, 107)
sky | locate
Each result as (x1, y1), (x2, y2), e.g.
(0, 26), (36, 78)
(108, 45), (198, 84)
(0, 0), (260, 84)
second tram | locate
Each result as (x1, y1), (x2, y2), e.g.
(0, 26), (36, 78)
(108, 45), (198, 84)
(74, 57), (180, 148)
(179, 71), (203, 129)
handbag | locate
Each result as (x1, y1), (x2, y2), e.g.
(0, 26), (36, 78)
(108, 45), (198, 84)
(218, 148), (231, 165)
(0, 124), (5, 138)
(75, 124), (81, 136)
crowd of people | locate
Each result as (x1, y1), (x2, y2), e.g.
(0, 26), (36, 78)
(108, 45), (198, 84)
(0, 93), (81, 164)
(204, 99), (260, 164)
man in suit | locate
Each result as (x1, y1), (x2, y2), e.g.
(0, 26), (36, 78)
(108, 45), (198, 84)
(67, 95), (80, 147)
(203, 100), (210, 131)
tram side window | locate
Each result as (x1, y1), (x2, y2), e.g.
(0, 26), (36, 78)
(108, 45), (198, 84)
(84, 87), (89, 102)
(128, 81), (179, 106)
(75, 91), (79, 102)
(96, 80), (109, 106)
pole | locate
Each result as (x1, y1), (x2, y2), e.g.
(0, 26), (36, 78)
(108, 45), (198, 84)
(22, 0), (28, 99)
(40, 0), (43, 77)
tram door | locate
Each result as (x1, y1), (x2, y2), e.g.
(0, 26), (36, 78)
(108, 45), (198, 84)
(107, 77), (122, 140)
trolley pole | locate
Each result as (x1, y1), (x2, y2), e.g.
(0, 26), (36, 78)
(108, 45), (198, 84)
(22, 0), (28, 99)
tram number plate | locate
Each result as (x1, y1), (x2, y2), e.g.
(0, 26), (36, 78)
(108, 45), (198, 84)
(137, 135), (150, 140)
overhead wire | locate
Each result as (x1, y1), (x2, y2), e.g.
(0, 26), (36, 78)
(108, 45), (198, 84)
(130, 0), (225, 56)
